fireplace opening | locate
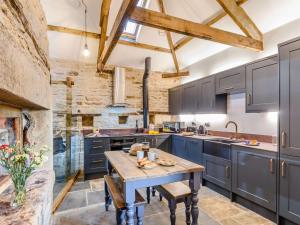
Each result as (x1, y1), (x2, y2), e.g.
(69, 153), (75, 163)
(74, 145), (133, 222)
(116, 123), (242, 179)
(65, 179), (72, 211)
(0, 104), (22, 176)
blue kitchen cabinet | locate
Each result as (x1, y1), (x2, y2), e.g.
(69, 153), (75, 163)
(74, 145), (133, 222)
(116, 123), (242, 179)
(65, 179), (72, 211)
(172, 136), (203, 165)
(172, 136), (188, 159)
(187, 138), (203, 164)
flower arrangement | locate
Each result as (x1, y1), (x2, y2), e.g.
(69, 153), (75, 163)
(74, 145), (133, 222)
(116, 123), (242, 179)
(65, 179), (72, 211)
(0, 143), (48, 207)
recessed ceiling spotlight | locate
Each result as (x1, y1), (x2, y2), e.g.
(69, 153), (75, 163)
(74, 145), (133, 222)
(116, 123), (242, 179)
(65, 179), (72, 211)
(66, 0), (82, 8)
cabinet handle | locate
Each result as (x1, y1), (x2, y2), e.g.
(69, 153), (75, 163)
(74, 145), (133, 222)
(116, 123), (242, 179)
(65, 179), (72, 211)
(269, 159), (274, 174)
(92, 145), (104, 149)
(247, 94), (252, 105)
(225, 87), (234, 91)
(281, 132), (287, 148)
(281, 161), (286, 177)
(92, 160), (103, 164)
(225, 166), (230, 178)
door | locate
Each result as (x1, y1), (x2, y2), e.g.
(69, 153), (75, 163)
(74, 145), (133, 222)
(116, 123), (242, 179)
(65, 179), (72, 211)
(232, 147), (277, 211)
(172, 136), (188, 159)
(279, 155), (300, 224)
(203, 154), (231, 190)
(169, 87), (182, 115)
(279, 38), (300, 157)
(246, 55), (278, 112)
(197, 76), (215, 113)
(187, 139), (203, 165)
(215, 66), (246, 94)
(182, 81), (198, 114)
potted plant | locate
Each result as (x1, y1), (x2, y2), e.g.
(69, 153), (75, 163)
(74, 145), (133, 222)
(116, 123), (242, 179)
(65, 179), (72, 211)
(0, 143), (48, 208)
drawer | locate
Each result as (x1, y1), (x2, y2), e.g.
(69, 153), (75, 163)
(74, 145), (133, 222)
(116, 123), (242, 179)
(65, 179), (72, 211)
(86, 145), (107, 155)
(84, 156), (106, 173)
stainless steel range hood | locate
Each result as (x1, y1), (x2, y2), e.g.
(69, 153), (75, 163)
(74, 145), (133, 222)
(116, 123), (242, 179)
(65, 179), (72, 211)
(107, 67), (129, 107)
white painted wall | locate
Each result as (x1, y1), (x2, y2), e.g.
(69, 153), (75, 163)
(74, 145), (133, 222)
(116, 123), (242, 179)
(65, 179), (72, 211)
(178, 94), (278, 136)
(177, 18), (300, 137)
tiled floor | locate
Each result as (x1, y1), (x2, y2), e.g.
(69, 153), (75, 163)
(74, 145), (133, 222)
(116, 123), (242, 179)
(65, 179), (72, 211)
(53, 178), (275, 225)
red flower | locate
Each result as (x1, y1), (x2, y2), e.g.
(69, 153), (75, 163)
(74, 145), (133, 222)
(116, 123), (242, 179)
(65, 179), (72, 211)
(0, 144), (9, 150)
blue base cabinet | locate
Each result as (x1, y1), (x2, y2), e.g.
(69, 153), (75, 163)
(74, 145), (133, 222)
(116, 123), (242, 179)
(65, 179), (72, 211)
(171, 136), (203, 165)
(279, 155), (300, 224)
(232, 146), (277, 212)
(203, 153), (231, 191)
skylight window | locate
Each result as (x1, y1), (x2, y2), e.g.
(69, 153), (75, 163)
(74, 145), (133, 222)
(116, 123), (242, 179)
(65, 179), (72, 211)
(123, 0), (149, 41)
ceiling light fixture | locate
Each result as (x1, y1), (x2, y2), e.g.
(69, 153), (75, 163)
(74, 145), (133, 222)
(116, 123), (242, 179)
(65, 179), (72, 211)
(81, 0), (90, 57)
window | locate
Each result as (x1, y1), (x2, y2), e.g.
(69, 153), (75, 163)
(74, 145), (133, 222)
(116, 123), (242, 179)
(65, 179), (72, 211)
(122, 0), (149, 41)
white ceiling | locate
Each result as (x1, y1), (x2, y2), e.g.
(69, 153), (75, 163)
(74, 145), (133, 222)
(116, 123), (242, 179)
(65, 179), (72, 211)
(41, 0), (300, 72)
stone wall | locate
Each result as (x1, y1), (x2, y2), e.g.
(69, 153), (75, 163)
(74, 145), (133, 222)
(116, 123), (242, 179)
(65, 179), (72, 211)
(50, 58), (180, 131)
(0, 0), (53, 224)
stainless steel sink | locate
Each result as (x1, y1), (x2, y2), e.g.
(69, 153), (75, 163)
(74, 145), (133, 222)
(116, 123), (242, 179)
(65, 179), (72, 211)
(209, 138), (242, 144)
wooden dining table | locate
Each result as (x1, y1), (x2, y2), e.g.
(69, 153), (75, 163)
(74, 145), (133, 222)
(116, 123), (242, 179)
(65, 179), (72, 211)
(105, 149), (204, 225)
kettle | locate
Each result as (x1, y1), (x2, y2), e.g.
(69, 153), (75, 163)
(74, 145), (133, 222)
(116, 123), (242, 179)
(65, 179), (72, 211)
(197, 125), (206, 135)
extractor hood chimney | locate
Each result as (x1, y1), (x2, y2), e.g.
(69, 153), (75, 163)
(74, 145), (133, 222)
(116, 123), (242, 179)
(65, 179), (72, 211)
(109, 67), (129, 107)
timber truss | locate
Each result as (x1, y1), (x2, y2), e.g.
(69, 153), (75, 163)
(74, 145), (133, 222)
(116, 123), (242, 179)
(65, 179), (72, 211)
(48, 0), (263, 78)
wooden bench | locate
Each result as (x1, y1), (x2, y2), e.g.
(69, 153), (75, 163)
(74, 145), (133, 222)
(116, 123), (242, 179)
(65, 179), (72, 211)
(156, 181), (192, 225)
(104, 175), (146, 225)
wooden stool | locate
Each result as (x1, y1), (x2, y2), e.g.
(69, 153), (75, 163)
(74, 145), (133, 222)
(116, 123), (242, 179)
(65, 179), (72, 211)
(156, 182), (192, 225)
(104, 175), (146, 225)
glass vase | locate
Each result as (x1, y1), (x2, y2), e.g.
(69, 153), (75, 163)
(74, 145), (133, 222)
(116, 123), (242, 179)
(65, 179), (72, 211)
(11, 179), (27, 208)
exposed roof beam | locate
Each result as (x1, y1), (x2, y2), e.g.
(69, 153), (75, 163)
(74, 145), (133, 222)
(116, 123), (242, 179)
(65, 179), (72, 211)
(216, 0), (262, 40)
(174, 0), (248, 51)
(157, 0), (179, 72)
(98, 0), (140, 72)
(48, 25), (100, 39)
(162, 71), (189, 78)
(47, 25), (170, 53)
(130, 7), (263, 51)
(118, 39), (171, 53)
(97, 0), (112, 67)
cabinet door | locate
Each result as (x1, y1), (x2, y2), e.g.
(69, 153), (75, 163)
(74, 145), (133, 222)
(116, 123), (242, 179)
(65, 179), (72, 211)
(155, 135), (171, 152)
(216, 66), (246, 94)
(203, 154), (231, 190)
(246, 55), (278, 112)
(232, 148), (277, 211)
(279, 156), (300, 224)
(197, 76), (215, 113)
(182, 81), (198, 114)
(169, 87), (182, 115)
(279, 39), (300, 157)
(172, 136), (188, 159)
(187, 139), (203, 165)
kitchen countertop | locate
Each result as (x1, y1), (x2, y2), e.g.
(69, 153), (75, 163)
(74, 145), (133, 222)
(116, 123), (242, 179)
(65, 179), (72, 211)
(174, 134), (278, 153)
(85, 132), (278, 152)
(85, 132), (172, 138)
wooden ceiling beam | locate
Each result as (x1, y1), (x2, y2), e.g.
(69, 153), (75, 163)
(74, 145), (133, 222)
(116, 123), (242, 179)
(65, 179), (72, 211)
(162, 71), (189, 78)
(118, 39), (171, 53)
(47, 25), (170, 53)
(97, 0), (112, 67)
(174, 0), (248, 51)
(157, 0), (179, 72)
(130, 7), (263, 51)
(216, 0), (262, 41)
(98, 0), (140, 72)
(48, 25), (100, 39)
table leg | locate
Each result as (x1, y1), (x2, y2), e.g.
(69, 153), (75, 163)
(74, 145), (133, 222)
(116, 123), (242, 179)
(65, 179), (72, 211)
(189, 172), (201, 225)
(107, 160), (113, 175)
(124, 183), (136, 225)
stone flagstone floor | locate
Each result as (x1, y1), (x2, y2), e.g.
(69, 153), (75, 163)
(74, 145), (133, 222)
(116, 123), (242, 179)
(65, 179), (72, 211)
(53, 177), (275, 225)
